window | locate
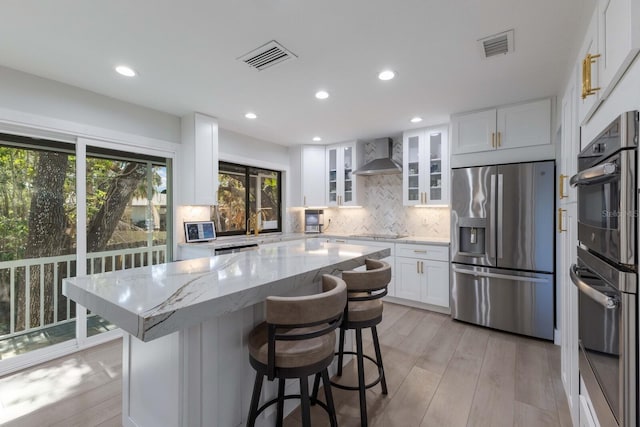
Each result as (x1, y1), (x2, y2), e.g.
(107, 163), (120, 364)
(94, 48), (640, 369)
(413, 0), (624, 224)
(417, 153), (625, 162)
(0, 133), (173, 362)
(214, 162), (281, 236)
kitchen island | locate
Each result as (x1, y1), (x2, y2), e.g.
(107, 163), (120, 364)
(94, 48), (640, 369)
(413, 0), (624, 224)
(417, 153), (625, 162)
(63, 239), (390, 427)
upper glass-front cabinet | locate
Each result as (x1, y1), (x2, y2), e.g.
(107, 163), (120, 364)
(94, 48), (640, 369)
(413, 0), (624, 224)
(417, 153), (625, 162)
(326, 141), (361, 207)
(402, 125), (449, 206)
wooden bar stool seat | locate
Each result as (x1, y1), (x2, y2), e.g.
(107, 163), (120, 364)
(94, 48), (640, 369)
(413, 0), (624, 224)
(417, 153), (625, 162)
(246, 274), (347, 427)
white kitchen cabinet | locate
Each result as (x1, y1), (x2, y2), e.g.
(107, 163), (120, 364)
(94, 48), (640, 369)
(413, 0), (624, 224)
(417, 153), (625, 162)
(289, 145), (326, 207)
(579, 392), (598, 427)
(394, 243), (450, 308)
(179, 113), (219, 206)
(560, 75), (579, 204)
(578, 0), (640, 124)
(559, 203), (579, 426)
(451, 98), (551, 155)
(326, 141), (363, 207)
(577, 9), (602, 125)
(597, 0), (640, 99)
(402, 125), (449, 206)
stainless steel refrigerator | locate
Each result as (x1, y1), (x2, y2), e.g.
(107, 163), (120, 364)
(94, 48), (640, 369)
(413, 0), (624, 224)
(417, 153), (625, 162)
(450, 161), (555, 340)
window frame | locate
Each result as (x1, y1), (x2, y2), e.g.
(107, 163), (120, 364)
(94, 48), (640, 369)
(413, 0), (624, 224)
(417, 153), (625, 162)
(216, 161), (282, 236)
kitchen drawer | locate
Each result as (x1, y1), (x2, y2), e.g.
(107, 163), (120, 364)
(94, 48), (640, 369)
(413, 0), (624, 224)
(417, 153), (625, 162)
(395, 243), (448, 261)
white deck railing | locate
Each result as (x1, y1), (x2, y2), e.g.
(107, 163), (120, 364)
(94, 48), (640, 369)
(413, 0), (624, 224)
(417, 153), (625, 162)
(0, 245), (167, 339)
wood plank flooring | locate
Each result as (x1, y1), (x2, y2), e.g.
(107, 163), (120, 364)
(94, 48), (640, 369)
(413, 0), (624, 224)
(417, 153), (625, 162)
(0, 303), (571, 427)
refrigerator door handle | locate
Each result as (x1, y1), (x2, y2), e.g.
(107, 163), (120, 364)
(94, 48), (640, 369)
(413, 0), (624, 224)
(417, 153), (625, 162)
(489, 173), (497, 260)
(452, 266), (549, 283)
(497, 173), (503, 259)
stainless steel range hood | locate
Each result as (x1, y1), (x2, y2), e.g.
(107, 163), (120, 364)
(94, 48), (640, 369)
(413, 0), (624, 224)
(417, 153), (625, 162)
(353, 137), (401, 175)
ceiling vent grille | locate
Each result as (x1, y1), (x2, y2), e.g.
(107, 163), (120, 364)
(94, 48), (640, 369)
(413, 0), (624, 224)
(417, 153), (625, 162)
(238, 40), (297, 71)
(478, 30), (514, 59)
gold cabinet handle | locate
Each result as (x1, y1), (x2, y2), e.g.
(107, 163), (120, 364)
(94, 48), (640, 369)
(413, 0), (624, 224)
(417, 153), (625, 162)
(491, 132), (496, 148)
(559, 174), (568, 199)
(558, 208), (567, 233)
(497, 132), (501, 147)
(303, 196), (307, 206)
(414, 250), (427, 254)
(417, 261), (420, 274)
(421, 261), (424, 274)
(582, 53), (601, 99)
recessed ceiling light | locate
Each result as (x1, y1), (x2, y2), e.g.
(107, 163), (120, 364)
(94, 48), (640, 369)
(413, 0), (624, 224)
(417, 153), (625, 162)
(312, 136), (322, 142)
(378, 70), (396, 81)
(115, 65), (136, 77)
(245, 112), (257, 119)
(315, 90), (329, 100)
(410, 117), (423, 123)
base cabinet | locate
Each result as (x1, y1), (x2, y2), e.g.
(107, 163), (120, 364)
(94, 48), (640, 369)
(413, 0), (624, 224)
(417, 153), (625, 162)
(394, 243), (449, 308)
(579, 395), (598, 427)
(559, 203), (579, 425)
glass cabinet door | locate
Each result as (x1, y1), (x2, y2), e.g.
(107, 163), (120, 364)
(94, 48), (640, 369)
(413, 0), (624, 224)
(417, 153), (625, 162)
(327, 147), (337, 203)
(406, 135), (421, 203)
(343, 146), (353, 203)
(429, 132), (442, 202)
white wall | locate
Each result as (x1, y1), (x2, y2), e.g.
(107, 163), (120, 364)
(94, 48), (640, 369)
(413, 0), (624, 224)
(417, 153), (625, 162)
(0, 65), (181, 145)
(218, 128), (289, 169)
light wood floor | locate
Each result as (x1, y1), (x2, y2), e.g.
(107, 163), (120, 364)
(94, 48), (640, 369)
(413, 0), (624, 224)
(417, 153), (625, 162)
(0, 303), (571, 427)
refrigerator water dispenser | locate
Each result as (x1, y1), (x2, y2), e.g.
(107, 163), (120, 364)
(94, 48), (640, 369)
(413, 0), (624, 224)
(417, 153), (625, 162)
(459, 226), (485, 255)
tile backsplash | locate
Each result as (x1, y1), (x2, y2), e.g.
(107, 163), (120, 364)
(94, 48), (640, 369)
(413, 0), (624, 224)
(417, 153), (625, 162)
(287, 138), (450, 238)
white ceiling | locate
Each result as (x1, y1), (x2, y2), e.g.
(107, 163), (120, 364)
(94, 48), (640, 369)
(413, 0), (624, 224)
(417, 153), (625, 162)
(0, 0), (593, 146)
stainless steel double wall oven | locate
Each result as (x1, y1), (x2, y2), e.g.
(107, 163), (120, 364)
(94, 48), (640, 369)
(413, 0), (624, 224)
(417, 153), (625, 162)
(570, 111), (638, 427)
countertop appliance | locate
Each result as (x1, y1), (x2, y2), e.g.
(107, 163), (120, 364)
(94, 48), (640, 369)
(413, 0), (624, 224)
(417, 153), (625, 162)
(570, 111), (638, 427)
(304, 209), (324, 233)
(450, 160), (555, 340)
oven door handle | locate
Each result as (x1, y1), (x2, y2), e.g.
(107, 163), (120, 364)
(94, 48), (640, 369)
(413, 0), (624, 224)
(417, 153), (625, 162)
(569, 162), (618, 187)
(570, 264), (618, 309)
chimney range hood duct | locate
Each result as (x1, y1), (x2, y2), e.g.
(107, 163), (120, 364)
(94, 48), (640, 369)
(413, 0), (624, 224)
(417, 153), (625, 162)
(353, 138), (401, 175)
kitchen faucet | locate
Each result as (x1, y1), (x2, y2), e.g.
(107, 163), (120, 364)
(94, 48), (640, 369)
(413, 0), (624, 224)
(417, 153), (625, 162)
(246, 209), (266, 236)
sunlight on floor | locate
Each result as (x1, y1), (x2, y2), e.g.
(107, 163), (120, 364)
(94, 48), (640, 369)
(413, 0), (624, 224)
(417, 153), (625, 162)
(0, 355), (108, 424)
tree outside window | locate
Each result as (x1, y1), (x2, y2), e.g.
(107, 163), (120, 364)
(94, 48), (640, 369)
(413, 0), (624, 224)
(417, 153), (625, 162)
(214, 162), (281, 236)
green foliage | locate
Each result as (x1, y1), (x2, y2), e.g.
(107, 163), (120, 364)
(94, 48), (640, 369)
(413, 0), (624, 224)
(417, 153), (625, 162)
(0, 147), (164, 262)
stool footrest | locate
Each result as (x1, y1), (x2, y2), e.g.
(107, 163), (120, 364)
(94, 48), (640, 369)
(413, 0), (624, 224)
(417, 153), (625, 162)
(255, 394), (333, 418)
(330, 351), (385, 391)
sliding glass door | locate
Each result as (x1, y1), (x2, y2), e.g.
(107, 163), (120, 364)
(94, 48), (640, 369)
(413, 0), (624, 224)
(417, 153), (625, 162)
(0, 134), (172, 365)
(84, 148), (170, 337)
(0, 136), (78, 360)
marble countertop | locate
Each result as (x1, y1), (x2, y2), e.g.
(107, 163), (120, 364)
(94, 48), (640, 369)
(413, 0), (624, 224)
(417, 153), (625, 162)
(320, 233), (449, 246)
(178, 232), (449, 249)
(63, 240), (390, 342)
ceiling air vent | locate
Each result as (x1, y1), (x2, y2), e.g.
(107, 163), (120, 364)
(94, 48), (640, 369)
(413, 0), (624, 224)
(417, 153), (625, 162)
(478, 30), (514, 59)
(238, 40), (297, 71)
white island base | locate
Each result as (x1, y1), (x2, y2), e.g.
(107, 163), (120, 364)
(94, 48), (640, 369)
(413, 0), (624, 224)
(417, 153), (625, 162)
(123, 290), (352, 427)
(63, 241), (388, 427)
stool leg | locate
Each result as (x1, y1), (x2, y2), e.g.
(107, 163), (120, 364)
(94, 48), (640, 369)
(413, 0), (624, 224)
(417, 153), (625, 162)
(300, 375), (312, 427)
(247, 371), (264, 427)
(322, 368), (338, 427)
(276, 378), (285, 427)
(337, 327), (345, 376)
(311, 372), (321, 405)
(371, 326), (388, 395)
(355, 328), (368, 427)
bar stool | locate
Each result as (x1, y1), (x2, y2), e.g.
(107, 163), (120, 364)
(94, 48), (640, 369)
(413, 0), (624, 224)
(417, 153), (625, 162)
(316, 258), (391, 427)
(246, 274), (347, 427)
